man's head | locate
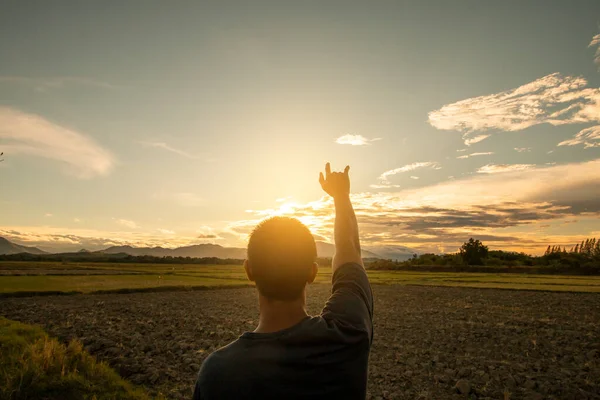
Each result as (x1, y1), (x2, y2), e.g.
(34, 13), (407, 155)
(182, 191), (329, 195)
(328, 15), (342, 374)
(245, 217), (318, 302)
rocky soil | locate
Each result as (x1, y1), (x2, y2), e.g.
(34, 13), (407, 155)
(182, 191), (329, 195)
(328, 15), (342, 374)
(1, 285), (599, 399)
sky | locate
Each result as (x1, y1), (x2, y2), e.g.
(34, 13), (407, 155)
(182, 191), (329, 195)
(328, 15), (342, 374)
(1, 0), (599, 254)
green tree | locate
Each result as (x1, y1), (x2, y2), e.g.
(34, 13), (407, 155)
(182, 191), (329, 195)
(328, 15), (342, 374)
(460, 238), (489, 266)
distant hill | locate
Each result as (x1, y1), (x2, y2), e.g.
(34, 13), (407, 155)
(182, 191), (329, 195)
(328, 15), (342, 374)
(364, 245), (420, 261)
(0, 235), (419, 261)
(101, 241), (382, 259)
(0, 237), (48, 255)
(101, 244), (246, 259)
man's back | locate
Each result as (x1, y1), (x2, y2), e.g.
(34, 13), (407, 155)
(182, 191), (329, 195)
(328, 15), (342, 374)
(193, 262), (373, 400)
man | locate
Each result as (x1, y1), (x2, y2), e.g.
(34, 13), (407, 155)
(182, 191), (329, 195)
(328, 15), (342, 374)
(193, 163), (373, 399)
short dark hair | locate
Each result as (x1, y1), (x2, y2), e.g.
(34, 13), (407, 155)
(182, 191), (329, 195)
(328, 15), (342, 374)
(247, 217), (317, 301)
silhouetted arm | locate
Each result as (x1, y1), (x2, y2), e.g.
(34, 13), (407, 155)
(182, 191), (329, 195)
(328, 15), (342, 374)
(319, 163), (363, 273)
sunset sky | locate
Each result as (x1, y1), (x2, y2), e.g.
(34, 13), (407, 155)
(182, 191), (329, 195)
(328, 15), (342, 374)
(1, 1), (599, 254)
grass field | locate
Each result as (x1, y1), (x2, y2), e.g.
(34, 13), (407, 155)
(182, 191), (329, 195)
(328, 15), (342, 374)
(0, 316), (153, 400)
(1, 261), (600, 294)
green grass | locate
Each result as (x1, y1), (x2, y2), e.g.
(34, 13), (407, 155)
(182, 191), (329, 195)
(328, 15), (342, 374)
(367, 271), (600, 292)
(0, 317), (154, 400)
(1, 262), (600, 295)
(0, 274), (248, 294)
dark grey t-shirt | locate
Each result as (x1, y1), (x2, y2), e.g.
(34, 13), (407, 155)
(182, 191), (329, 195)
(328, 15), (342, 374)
(192, 262), (374, 400)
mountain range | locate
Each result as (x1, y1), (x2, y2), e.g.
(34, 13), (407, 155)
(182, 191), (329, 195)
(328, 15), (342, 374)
(0, 237), (48, 255)
(0, 237), (418, 261)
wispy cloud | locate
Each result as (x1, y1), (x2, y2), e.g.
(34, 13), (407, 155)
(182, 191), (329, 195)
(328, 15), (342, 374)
(45, 213), (53, 217)
(590, 34), (600, 69)
(0, 76), (117, 92)
(115, 219), (139, 229)
(335, 134), (382, 146)
(0, 107), (115, 178)
(378, 162), (440, 183)
(157, 228), (175, 235)
(457, 152), (494, 159)
(477, 164), (535, 174)
(558, 125), (600, 148)
(464, 134), (491, 146)
(369, 183), (401, 189)
(410, 176), (420, 180)
(197, 233), (218, 239)
(140, 141), (199, 159)
(514, 147), (531, 153)
(428, 73), (600, 145)
(196, 226), (222, 241)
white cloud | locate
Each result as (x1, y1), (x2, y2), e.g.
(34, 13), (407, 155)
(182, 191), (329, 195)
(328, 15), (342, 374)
(477, 164), (535, 174)
(428, 73), (600, 145)
(410, 176), (420, 180)
(590, 34), (600, 69)
(370, 184), (401, 189)
(115, 219), (139, 229)
(558, 125), (600, 148)
(378, 162), (440, 182)
(456, 152), (494, 159)
(196, 226), (220, 240)
(464, 134), (491, 146)
(157, 228), (175, 235)
(514, 147), (531, 152)
(0, 107), (115, 178)
(140, 141), (198, 159)
(335, 134), (382, 146)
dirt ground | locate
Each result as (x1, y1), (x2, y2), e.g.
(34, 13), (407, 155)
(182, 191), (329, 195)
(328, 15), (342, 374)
(1, 284), (599, 399)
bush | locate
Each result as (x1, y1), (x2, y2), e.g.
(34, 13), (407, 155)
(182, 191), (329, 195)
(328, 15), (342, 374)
(0, 317), (154, 400)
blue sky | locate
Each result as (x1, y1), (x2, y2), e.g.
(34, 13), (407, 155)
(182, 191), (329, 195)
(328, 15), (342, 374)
(1, 1), (599, 253)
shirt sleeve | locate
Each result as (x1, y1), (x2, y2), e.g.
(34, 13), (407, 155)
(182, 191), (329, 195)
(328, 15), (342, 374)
(320, 263), (374, 343)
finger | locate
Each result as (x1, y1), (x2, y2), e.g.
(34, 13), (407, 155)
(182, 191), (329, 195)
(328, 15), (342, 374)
(325, 162), (331, 177)
(344, 165), (350, 175)
(319, 172), (325, 186)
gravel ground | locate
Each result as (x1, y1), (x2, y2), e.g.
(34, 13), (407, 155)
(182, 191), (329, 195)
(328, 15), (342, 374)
(1, 284), (599, 399)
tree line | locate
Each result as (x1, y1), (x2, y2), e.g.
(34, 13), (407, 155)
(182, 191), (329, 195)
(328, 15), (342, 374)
(368, 237), (600, 273)
(0, 252), (333, 267)
(0, 252), (245, 265)
(544, 238), (600, 257)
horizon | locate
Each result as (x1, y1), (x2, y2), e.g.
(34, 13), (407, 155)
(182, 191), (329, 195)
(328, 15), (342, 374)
(1, 1), (600, 255)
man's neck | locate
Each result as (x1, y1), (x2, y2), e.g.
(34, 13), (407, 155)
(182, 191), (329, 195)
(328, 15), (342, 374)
(255, 295), (308, 333)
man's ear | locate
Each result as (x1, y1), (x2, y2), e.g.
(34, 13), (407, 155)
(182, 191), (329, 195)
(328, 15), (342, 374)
(244, 260), (255, 282)
(307, 262), (318, 284)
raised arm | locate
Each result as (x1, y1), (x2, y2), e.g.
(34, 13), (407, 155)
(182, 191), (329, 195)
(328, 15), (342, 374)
(319, 163), (363, 273)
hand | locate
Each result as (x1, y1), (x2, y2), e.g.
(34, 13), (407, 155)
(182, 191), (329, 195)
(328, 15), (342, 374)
(319, 162), (350, 198)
